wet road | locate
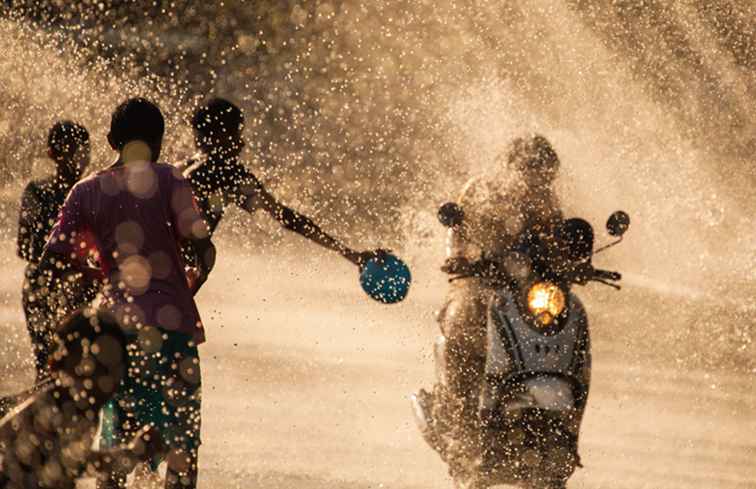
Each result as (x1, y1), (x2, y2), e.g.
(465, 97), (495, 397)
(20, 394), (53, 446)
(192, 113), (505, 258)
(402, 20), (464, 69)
(0, 244), (753, 488)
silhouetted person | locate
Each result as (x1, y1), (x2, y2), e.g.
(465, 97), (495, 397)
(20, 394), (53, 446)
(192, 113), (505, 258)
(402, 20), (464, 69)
(414, 135), (571, 474)
(0, 309), (162, 489)
(17, 120), (90, 384)
(37, 98), (215, 489)
(180, 97), (376, 267)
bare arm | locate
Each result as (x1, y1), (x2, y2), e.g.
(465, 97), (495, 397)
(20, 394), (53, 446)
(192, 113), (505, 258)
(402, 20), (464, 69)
(187, 235), (215, 295)
(241, 184), (369, 267)
(442, 178), (483, 273)
(17, 184), (41, 262)
(170, 173), (216, 293)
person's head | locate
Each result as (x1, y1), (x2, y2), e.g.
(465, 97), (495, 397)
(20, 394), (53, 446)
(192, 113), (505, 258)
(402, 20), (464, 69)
(108, 97), (165, 163)
(50, 309), (127, 410)
(504, 134), (560, 186)
(192, 97), (245, 158)
(47, 120), (90, 179)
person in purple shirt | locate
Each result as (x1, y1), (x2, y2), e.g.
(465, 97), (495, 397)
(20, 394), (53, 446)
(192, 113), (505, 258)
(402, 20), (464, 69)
(36, 98), (216, 489)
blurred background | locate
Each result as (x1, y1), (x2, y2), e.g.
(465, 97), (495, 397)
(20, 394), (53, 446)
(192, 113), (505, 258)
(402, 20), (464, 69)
(0, 3), (754, 487)
(1, 0), (754, 367)
(0, 0), (756, 378)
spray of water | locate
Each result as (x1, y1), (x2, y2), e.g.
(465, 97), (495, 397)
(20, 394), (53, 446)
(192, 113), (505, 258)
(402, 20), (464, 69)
(0, 1), (753, 372)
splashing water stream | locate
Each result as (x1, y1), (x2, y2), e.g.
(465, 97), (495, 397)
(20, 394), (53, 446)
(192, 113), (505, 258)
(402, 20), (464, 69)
(0, 2), (754, 487)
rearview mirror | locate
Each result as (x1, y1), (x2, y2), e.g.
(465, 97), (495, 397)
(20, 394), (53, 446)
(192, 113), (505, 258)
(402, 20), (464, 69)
(438, 202), (464, 227)
(606, 211), (630, 237)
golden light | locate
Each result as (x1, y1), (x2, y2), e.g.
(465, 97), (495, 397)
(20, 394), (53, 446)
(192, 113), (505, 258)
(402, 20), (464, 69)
(527, 282), (566, 325)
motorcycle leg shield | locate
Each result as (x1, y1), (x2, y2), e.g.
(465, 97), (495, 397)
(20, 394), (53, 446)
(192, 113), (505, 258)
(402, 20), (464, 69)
(410, 388), (447, 458)
(434, 335), (449, 387)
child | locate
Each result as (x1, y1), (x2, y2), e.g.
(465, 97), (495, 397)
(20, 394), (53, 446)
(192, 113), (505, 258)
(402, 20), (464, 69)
(181, 97), (376, 267)
(37, 98), (215, 489)
(0, 309), (162, 489)
(16, 120), (91, 383)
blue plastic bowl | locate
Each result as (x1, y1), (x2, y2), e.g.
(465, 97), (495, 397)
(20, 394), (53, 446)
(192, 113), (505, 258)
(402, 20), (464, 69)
(360, 253), (412, 304)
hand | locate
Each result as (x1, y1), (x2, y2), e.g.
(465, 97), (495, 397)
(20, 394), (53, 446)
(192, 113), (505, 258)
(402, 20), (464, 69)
(440, 257), (472, 275)
(348, 249), (391, 268)
(128, 425), (165, 463)
(569, 262), (593, 285)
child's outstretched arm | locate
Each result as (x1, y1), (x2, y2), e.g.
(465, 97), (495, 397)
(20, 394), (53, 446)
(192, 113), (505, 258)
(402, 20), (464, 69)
(241, 184), (374, 267)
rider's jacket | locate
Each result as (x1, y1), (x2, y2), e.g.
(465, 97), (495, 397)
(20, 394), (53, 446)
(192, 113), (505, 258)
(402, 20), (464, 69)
(446, 173), (562, 267)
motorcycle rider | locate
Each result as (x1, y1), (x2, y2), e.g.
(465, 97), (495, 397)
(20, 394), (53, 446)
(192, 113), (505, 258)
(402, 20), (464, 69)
(414, 134), (564, 473)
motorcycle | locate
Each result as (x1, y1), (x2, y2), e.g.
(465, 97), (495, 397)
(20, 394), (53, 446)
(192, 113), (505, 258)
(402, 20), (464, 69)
(412, 203), (630, 489)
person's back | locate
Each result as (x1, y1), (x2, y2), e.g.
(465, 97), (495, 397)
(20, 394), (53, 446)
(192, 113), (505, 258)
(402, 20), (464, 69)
(58, 161), (205, 341)
(18, 176), (70, 263)
(38, 98), (215, 489)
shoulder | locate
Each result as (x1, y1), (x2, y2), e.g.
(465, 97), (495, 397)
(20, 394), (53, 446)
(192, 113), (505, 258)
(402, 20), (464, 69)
(219, 158), (264, 191)
(26, 178), (46, 190)
(153, 162), (191, 184)
(24, 177), (53, 195)
(233, 160), (261, 182)
(232, 161), (264, 195)
(63, 175), (94, 198)
(72, 172), (103, 194)
(22, 180), (41, 199)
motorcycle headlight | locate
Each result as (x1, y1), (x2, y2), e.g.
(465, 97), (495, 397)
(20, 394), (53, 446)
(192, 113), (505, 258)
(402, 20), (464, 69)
(527, 282), (566, 325)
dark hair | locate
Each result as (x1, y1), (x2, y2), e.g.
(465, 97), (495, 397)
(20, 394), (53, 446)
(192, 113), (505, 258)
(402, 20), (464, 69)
(48, 120), (89, 157)
(109, 97), (165, 152)
(192, 97), (244, 138)
(506, 134), (560, 176)
(52, 309), (127, 381)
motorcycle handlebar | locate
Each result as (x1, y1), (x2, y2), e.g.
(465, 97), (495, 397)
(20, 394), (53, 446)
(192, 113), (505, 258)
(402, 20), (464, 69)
(592, 268), (621, 282)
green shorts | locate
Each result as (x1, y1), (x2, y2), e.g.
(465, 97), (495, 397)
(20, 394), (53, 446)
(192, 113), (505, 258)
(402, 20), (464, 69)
(100, 328), (202, 463)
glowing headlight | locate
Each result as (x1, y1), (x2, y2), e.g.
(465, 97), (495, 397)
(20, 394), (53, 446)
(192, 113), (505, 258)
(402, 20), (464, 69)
(527, 282), (566, 325)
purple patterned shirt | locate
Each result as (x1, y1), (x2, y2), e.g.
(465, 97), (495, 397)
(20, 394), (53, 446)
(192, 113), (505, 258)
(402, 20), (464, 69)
(45, 162), (208, 343)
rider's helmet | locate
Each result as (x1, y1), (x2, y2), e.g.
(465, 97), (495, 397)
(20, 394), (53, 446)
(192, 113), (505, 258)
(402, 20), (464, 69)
(505, 134), (560, 182)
